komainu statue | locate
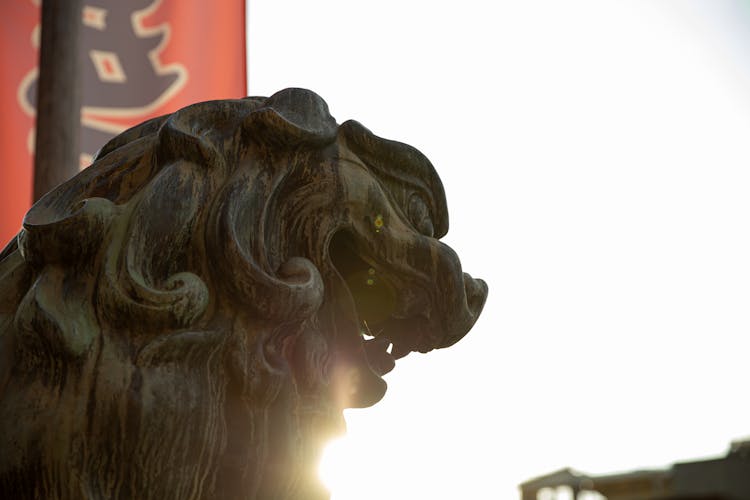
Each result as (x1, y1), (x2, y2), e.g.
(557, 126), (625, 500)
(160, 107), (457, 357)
(0, 89), (487, 499)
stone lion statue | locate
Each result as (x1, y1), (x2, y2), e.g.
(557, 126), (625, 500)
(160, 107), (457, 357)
(0, 88), (486, 499)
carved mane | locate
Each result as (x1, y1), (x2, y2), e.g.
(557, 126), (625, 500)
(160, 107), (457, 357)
(0, 89), (486, 499)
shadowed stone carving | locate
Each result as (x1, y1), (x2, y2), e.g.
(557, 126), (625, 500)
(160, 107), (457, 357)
(0, 88), (487, 499)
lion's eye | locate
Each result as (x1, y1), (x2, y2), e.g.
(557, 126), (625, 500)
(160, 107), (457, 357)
(407, 195), (434, 237)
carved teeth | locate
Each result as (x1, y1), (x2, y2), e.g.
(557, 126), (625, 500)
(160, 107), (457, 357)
(363, 337), (395, 375)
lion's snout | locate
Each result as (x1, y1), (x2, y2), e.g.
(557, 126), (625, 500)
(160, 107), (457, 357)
(464, 273), (488, 320)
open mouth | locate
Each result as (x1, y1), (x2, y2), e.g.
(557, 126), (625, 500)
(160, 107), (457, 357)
(327, 225), (487, 384)
(328, 230), (422, 376)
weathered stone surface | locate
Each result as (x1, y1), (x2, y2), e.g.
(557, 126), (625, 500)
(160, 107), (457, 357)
(0, 88), (487, 499)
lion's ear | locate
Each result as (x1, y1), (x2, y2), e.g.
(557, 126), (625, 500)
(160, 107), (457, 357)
(339, 120), (450, 238)
(245, 88), (338, 147)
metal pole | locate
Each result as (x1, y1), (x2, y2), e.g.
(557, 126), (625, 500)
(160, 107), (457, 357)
(33, 0), (83, 201)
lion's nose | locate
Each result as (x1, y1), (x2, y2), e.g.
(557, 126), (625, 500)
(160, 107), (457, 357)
(463, 273), (488, 318)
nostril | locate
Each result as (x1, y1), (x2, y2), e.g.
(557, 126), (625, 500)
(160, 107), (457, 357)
(463, 273), (488, 314)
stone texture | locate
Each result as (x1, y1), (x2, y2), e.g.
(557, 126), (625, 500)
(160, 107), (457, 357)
(0, 88), (487, 499)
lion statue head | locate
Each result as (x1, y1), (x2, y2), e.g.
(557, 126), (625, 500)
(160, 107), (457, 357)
(0, 88), (487, 499)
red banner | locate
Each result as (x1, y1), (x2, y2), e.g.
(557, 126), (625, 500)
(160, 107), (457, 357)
(0, 0), (247, 246)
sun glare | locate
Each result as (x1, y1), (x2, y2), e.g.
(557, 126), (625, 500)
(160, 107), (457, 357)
(252, 1), (750, 497)
(318, 437), (356, 495)
(318, 433), (420, 500)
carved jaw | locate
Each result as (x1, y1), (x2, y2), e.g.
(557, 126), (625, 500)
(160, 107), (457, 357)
(328, 227), (487, 368)
(320, 151), (488, 410)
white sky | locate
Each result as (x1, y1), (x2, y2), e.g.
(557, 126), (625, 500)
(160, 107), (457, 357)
(248, 1), (750, 498)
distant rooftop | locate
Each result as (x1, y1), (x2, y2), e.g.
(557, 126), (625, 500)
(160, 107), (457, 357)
(519, 440), (750, 500)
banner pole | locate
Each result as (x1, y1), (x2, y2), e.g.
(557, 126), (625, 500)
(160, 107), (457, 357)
(33, 0), (83, 202)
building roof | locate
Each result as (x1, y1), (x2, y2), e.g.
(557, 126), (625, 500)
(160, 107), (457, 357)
(519, 441), (750, 500)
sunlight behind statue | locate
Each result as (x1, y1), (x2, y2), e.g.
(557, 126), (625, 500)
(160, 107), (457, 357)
(0, 88), (487, 499)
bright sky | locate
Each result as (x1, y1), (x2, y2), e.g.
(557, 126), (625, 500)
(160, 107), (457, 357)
(248, 1), (750, 498)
